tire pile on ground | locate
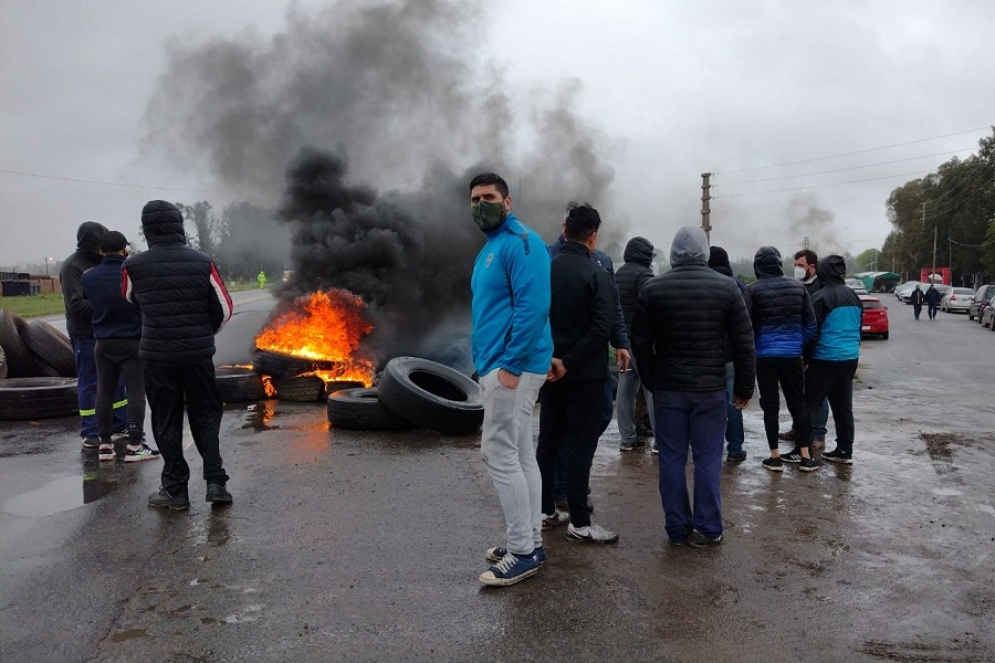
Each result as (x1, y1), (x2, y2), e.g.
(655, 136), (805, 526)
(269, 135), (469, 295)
(0, 309), (78, 421)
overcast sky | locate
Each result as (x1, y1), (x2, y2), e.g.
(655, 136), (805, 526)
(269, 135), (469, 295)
(2, 0), (993, 271)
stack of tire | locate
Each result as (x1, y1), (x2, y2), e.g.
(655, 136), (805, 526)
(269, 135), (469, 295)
(0, 309), (78, 421)
(327, 356), (484, 436)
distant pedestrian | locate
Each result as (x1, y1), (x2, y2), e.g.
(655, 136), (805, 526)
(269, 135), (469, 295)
(538, 203), (619, 545)
(81, 231), (159, 463)
(747, 246), (818, 472)
(60, 221), (127, 450)
(800, 255), (862, 465)
(615, 236), (656, 452)
(924, 284), (941, 320)
(910, 285), (925, 320)
(257, 270), (267, 289)
(468, 173), (552, 587)
(631, 227), (755, 548)
(124, 201), (234, 510)
(707, 246), (752, 462)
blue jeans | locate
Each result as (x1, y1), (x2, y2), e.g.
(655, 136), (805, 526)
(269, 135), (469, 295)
(655, 389), (727, 541)
(813, 398), (829, 441)
(724, 362), (744, 456)
(73, 337), (126, 440)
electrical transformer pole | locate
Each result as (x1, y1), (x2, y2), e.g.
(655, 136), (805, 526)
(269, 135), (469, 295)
(701, 172), (712, 243)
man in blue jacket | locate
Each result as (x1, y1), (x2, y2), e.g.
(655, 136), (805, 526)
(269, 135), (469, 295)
(747, 246), (818, 472)
(800, 255), (862, 464)
(469, 173), (553, 587)
(81, 231), (160, 463)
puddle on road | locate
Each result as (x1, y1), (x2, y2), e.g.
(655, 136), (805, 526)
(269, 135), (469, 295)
(3, 471), (121, 517)
(109, 629), (148, 643)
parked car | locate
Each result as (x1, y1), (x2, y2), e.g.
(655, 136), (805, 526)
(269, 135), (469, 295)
(895, 281), (922, 302)
(859, 295), (889, 339)
(940, 287), (975, 313)
(982, 303), (995, 329)
(967, 284), (995, 321)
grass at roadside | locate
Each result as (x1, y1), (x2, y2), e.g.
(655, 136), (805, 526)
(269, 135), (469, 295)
(0, 281), (267, 318)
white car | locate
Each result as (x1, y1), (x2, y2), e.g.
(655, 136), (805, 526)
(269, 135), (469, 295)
(940, 287), (975, 313)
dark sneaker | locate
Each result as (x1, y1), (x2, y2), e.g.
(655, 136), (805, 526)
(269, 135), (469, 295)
(123, 444), (160, 463)
(554, 499), (594, 515)
(98, 444), (116, 462)
(148, 487), (190, 510)
(206, 483), (233, 504)
(669, 536), (688, 546)
(687, 530), (723, 548)
(822, 448), (853, 465)
(798, 457), (821, 472)
(620, 442), (638, 451)
(541, 510), (569, 530)
(479, 551), (540, 587)
(762, 457), (783, 472)
(487, 546), (546, 565)
(780, 449), (802, 463)
(81, 438), (100, 451)
(566, 522), (619, 544)
(777, 429), (796, 442)
(726, 451), (747, 463)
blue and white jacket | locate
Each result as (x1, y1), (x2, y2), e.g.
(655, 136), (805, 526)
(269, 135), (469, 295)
(805, 255), (862, 362)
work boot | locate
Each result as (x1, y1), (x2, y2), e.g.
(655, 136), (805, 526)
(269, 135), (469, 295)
(148, 487), (190, 510)
(206, 483), (233, 504)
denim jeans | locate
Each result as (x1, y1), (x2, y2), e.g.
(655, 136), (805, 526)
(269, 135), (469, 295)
(812, 397), (829, 441)
(479, 369), (547, 556)
(654, 389), (727, 541)
(723, 362), (744, 455)
(618, 355), (654, 446)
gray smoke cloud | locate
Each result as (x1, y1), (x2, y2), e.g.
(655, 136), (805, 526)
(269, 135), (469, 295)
(141, 0), (618, 366)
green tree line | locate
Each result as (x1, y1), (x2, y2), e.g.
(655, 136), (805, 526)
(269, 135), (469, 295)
(878, 128), (995, 285)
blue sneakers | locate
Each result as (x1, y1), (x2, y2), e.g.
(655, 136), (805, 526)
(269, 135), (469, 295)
(486, 545), (546, 565)
(479, 551), (540, 587)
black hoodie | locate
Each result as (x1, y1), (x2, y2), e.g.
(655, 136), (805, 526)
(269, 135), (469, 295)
(60, 221), (108, 338)
(615, 236), (654, 331)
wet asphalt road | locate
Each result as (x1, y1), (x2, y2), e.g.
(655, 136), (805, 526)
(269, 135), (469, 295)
(1, 292), (993, 663)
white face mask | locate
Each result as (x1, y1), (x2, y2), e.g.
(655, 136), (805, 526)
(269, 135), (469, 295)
(794, 266), (807, 281)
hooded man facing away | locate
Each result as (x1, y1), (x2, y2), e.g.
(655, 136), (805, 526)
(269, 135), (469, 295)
(614, 236), (656, 452)
(800, 255), (862, 465)
(123, 200), (234, 510)
(631, 226), (755, 548)
(60, 221), (127, 449)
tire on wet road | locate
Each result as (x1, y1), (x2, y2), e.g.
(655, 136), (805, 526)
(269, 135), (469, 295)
(270, 374), (327, 402)
(0, 345), (7, 380)
(377, 357), (483, 435)
(326, 387), (415, 431)
(21, 320), (76, 378)
(215, 366), (266, 402)
(0, 309), (41, 378)
(252, 348), (335, 379)
(0, 377), (78, 420)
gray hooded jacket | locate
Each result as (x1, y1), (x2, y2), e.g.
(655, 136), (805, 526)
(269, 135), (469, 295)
(630, 227), (755, 397)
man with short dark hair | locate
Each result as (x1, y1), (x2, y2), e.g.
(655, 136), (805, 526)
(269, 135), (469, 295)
(537, 203), (619, 544)
(631, 227), (755, 547)
(124, 201), (234, 510)
(793, 249), (820, 295)
(82, 230), (159, 463)
(469, 172), (552, 587)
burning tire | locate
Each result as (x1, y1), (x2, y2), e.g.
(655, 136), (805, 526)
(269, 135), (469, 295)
(215, 366), (266, 403)
(377, 357), (484, 435)
(0, 377), (78, 421)
(270, 374), (327, 402)
(0, 310), (40, 378)
(252, 348), (336, 379)
(326, 387), (415, 431)
(21, 320), (76, 378)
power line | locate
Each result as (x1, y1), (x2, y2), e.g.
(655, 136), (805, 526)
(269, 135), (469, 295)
(714, 147), (977, 187)
(713, 168), (933, 199)
(715, 125), (992, 175)
(0, 166), (245, 197)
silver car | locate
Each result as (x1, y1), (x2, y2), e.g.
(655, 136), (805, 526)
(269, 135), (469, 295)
(940, 287), (975, 313)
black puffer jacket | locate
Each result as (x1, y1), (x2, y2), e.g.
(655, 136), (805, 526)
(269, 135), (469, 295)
(631, 227), (755, 398)
(747, 246), (816, 358)
(60, 222), (108, 339)
(615, 236), (654, 332)
(122, 201), (233, 366)
(708, 246), (753, 363)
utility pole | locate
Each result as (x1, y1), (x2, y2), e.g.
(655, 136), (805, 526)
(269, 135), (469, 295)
(700, 172), (712, 243)
(932, 225), (938, 281)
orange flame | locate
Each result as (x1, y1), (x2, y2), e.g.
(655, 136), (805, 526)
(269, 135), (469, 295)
(261, 374), (277, 398)
(255, 289), (375, 387)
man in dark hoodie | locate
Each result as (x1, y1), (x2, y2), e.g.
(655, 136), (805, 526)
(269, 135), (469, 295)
(60, 221), (127, 449)
(747, 246), (818, 472)
(123, 201), (234, 510)
(631, 227), (754, 548)
(615, 236), (655, 452)
(800, 255), (862, 464)
(81, 231), (160, 463)
(707, 246), (752, 462)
